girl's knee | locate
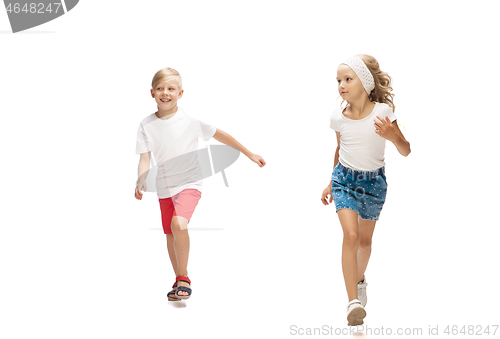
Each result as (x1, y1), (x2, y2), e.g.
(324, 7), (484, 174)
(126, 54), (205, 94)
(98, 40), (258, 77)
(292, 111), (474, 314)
(343, 231), (360, 247)
(359, 239), (372, 249)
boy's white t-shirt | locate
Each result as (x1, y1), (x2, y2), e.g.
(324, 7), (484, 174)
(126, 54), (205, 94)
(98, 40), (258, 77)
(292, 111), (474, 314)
(330, 102), (397, 171)
(136, 107), (217, 198)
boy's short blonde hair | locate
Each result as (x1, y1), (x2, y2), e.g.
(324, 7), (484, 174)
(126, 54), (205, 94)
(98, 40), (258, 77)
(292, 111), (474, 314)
(151, 67), (182, 91)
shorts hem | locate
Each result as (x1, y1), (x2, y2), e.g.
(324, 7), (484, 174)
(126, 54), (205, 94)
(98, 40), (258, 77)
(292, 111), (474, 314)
(159, 189), (201, 235)
(335, 207), (380, 221)
(359, 216), (380, 221)
(335, 206), (358, 215)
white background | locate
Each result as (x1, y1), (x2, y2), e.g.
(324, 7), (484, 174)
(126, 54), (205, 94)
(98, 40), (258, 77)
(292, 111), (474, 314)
(1, 1), (499, 338)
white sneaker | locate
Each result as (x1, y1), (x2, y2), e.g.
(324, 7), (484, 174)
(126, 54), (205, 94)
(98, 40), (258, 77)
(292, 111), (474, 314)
(357, 275), (367, 307)
(346, 299), (366, 326)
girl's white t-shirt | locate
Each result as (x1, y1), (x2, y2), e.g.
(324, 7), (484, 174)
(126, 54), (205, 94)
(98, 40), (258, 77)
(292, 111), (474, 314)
(330, 102), (397, 171)
(136, 107), (217, 198)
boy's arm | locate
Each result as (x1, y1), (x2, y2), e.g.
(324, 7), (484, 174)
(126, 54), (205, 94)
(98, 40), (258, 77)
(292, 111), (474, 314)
(137, 151), (151, 184)
(135, 152), (151, 200)
(213, 129), (251, 157)
(212, 128), (266, 167)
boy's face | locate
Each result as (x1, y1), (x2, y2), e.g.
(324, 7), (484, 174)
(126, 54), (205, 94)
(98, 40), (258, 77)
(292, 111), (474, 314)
(150, 80), (184, 112)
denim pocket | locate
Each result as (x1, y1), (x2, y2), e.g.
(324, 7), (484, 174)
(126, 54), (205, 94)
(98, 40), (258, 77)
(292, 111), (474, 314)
(375, 174), (388, 189)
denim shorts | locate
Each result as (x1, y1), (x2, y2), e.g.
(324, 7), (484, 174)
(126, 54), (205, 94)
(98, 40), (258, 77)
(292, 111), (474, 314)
(331, 162), (388, 221)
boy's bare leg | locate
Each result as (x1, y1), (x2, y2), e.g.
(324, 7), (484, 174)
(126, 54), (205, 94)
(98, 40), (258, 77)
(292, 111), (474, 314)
(166, 234), (178, 274)
(171, 216), (190, 296)
(337, 209), (361, 302)
(357, 217), (376, 283)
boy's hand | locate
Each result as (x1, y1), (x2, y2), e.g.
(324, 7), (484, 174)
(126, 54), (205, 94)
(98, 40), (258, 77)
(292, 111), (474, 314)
(321, 183), (333, 206)
(135, 181), (147, 200)
(249, 153), (266, 167)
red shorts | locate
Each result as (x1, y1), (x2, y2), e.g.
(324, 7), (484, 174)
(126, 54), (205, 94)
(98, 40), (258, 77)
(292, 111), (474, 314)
(158, 189), (202, 234)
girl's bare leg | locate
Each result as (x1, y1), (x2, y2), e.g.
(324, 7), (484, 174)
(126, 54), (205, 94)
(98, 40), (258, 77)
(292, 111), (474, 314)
(357, 217), (376, 283)
(337, 209), (361, 302)
(170, 216), (190, 296)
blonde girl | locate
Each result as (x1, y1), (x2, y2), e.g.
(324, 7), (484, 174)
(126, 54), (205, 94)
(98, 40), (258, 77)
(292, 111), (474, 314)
(321, 54), (410, 326)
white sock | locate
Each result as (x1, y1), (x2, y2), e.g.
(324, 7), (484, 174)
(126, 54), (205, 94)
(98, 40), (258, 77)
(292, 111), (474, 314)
(349, 299), (361, 305)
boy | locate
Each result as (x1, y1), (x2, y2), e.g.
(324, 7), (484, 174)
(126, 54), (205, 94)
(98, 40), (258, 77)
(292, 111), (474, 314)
(134, 67), (265, 300)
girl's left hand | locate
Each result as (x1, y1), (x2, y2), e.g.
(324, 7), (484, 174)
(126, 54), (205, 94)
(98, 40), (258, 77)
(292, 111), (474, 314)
(249, 153), (266, 167)
(374, 116), (397, 142)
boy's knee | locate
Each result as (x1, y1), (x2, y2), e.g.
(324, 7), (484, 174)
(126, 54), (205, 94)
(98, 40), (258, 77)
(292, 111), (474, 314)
(170, 216), (188, 234)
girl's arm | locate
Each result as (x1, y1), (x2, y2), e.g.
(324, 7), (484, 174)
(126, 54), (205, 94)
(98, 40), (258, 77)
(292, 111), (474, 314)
(333, 131), (340, 169)
(391, 121), (411, 156)
(212, 128), (266, 167)
(321, 132), (340, 206)
(374, 116), (411, 157)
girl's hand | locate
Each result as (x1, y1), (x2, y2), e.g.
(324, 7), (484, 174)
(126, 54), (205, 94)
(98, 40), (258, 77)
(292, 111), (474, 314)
(249, 153), (266, 167)
(321, 184), (333, 206)
(135, 181), (147, 200)
(374, 116), (397, 142)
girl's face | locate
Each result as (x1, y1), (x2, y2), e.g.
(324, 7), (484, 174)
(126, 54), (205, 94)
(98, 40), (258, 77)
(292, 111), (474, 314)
(337, 64), (365, 101)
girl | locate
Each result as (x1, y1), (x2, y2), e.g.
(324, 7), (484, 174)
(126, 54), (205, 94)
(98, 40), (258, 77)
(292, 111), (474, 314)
(321, 55), (410, 326)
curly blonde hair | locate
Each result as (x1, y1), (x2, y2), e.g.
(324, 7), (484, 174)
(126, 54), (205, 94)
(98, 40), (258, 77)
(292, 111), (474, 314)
(341, 54), (395, 112)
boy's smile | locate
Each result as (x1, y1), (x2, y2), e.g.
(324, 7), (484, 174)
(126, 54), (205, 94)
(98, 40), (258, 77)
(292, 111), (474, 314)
(151, 80), (183, 117)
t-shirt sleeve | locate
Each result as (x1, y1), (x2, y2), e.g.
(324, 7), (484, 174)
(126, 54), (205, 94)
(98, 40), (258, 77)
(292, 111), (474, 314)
(196, 119), (217, 141)
(136, 123), (152, 154)
(330, 110), (340, 131)
(386, 105), (397, 122)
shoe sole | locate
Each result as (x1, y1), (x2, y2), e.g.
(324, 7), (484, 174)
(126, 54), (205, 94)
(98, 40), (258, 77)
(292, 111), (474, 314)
(168, 289), (180, 301)
(175, 295), (191, 300)
(168, 295), (181, 301)
(347, 307), (366, 326)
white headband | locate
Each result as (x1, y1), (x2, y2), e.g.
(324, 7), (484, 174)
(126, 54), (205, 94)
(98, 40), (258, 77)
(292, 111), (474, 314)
(341, 56), (375, 95)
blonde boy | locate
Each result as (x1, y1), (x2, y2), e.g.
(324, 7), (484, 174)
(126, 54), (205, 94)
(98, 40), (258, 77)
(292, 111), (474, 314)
(135, 68), (265, 300)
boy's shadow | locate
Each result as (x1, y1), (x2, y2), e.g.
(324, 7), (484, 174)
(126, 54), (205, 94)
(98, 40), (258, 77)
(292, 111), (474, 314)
(168, 300), (187, 308)
(148, 227), (225, 231)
